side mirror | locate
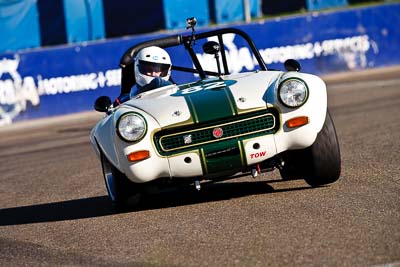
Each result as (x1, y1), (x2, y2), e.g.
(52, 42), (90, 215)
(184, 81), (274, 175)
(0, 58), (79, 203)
(202, 41), (220, 55)
(94, 96), (112, 113)
(202, 41), (222, 76)
(284, 59), (301, 72)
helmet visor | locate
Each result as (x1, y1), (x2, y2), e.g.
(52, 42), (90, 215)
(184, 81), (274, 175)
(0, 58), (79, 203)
(138, 60), (170, 77)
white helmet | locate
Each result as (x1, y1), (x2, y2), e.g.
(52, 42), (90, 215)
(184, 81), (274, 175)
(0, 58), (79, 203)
(134, 46), (171, 87)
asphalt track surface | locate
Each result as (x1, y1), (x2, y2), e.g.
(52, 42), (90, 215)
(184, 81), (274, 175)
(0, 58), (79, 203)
(0, 66), (399, 267)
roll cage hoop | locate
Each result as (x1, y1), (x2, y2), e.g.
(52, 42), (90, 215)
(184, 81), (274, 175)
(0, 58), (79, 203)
(119, 28), (267, 95)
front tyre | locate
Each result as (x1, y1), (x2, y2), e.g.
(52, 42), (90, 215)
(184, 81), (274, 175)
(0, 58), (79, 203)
(279, 110), (341, 187)
(101, 153), (139, 208)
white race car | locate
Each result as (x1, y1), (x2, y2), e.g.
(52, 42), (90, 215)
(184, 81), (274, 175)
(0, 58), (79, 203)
(90, 25), (341, 207)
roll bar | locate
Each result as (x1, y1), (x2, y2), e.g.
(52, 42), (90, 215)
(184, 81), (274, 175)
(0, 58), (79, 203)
(119, 28), (267, 95)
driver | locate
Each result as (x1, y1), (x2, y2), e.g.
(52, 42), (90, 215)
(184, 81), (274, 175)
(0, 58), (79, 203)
(114, 46), (173, 105)
(133, 46), (173, 95)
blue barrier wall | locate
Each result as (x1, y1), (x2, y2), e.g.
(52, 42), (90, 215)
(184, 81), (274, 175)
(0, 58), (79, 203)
(209, 0), (261, 24)
(63, 0), (105, 43)
(0, 3), (399, 125)
(0, 0), (41, 53)
(236, 3), (400, 74)
(163, 0), (210, 30)
(0, 0), (360, 53)
(306, 0), (348, 11)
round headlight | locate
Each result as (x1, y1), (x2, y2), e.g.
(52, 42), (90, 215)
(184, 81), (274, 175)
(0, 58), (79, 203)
(117, 113), (147, 142)
(279, 78), (308, 108)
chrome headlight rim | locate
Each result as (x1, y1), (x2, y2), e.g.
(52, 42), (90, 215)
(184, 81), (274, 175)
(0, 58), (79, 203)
(116, 112), (147, 143)
(278, 78), (309, 108)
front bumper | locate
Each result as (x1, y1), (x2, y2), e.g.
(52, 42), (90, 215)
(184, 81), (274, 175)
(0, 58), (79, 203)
(120, 107), (321, 183)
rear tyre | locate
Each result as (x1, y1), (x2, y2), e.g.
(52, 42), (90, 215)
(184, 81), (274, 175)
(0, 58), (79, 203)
(101, 153), (139, 208)
(279, 110), (341, 187)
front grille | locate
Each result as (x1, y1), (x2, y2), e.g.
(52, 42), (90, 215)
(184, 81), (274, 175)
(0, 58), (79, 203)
(154, 109), (279, 155)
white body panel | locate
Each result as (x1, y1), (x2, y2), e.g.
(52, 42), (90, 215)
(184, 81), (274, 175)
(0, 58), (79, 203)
(90, 70), (327, 183)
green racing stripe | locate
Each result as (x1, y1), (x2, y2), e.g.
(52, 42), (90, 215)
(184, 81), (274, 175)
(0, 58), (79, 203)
(185, 86), (236, 123)
(175, 79), (244, 176)
(175, 79), (238, 123)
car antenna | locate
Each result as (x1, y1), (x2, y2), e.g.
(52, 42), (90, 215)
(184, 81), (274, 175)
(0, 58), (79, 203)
(186, 17), (197, 46)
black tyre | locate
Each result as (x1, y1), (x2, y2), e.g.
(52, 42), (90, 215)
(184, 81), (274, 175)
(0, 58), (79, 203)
(101, 153), (139, 207)
(279, 110), (341, 187)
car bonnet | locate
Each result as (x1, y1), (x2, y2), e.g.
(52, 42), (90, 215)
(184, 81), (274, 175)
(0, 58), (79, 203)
(125, 71), (281, 128)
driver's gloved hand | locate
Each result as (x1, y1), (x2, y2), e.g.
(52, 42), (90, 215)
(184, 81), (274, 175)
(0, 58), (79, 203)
(137, 77), (172, 94)
(113, 94), (130, 106)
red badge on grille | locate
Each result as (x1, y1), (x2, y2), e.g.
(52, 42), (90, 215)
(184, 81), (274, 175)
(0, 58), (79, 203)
(212, 127), (223, 138)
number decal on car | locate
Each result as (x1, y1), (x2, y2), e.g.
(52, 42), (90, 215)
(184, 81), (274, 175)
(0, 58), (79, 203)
(176, 80), (237, 95)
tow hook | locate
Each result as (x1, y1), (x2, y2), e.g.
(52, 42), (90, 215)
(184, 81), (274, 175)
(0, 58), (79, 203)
(251, 164), (261, 178)
(194, 180), (201, 191)
(277, 159), (285, 170)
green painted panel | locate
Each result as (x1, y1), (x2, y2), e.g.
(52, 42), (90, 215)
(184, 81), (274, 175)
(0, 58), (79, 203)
(202, 139), (243, 175)
(185, 86), (235, 123)
(173, 79), (238, 123)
